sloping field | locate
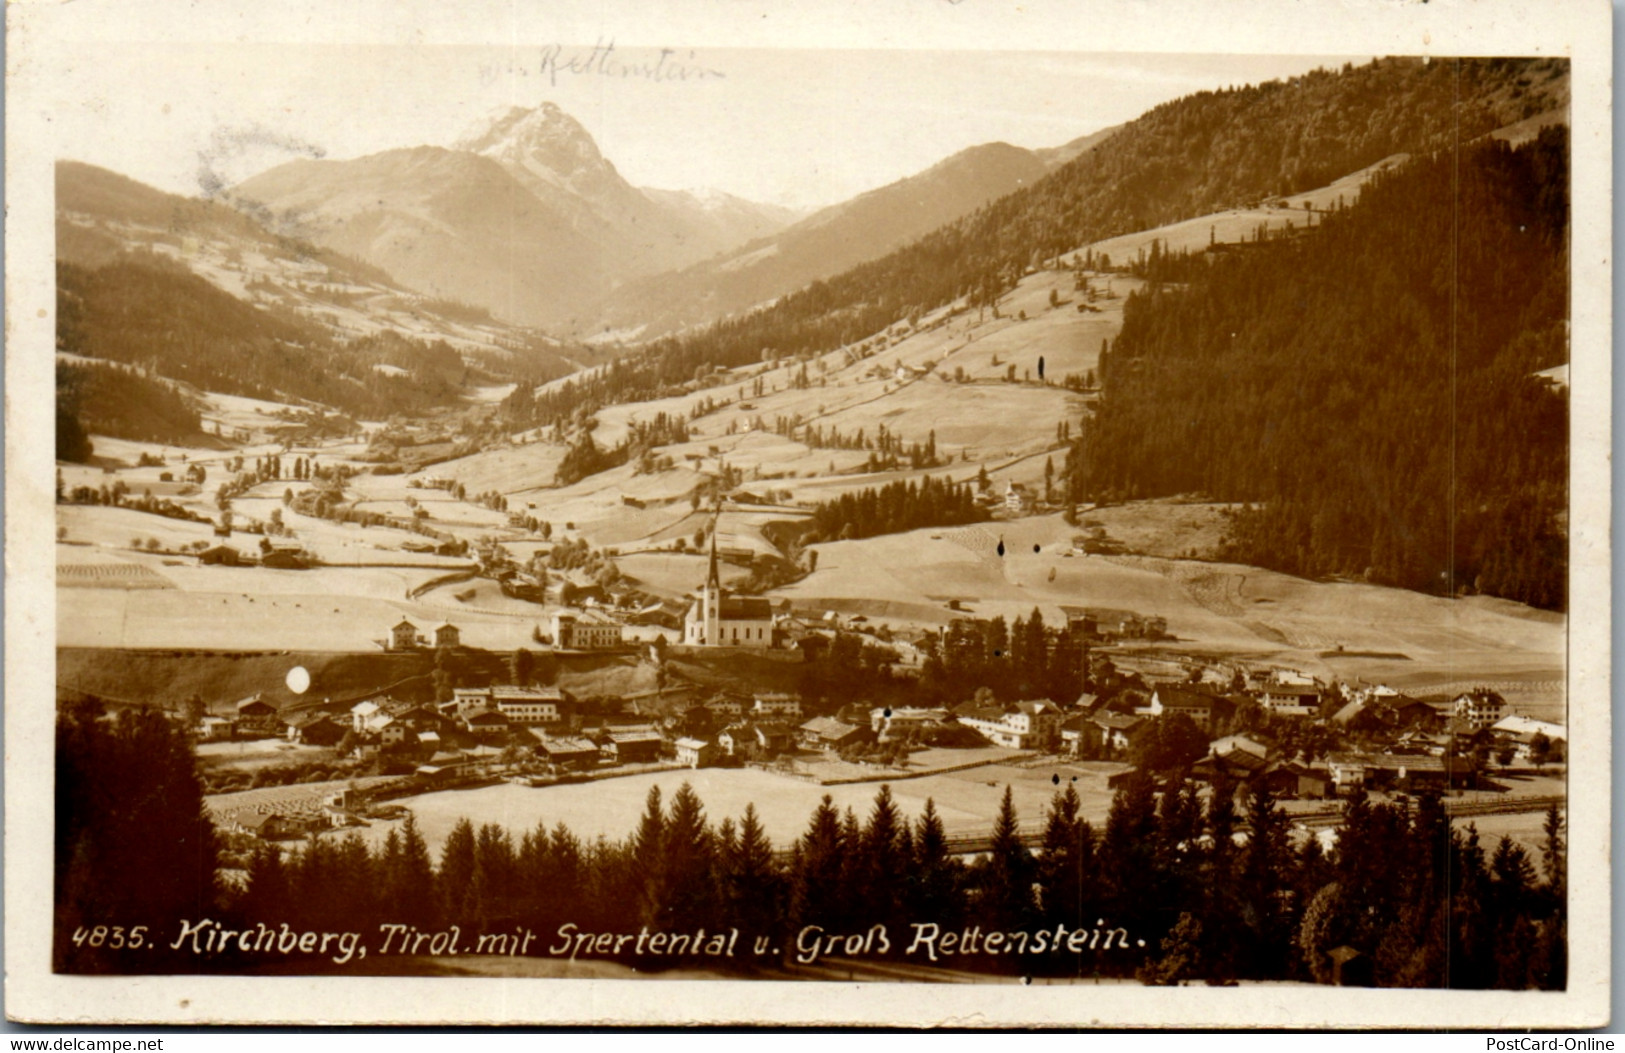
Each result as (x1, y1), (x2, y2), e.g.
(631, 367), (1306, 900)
(1079, 499), (1234, 560)
(815, 381), (1081, 463)
(413, 577), (549, 618)
(59, 648), (437, 712)
(615, 551), (746, 597)
(1075, 154), (1407, 264)
(778, 519), (1565, 710)
(668, 431), (872, 482)
(200, 391), (316, 440)
(57, 584), (549, 651)
(933, 272), (1135, 384)
(82, 433), (235, 466)
(508, 463), (707, 548)
(1488, 108), (1567, 146)
(352, 491), (512, 530)
(408, 442), (567, 495)
(58, 505), (219, 551)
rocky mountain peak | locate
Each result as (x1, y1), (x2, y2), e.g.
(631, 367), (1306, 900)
(454, 102), (624, 200)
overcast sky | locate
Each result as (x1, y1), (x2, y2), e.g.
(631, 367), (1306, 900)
(43, 41), (1356, 210)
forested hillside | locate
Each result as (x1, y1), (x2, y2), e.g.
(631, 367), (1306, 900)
(1070, 128), (1568, 610)
(56, 255), (476, 424)
(807, 475), (987, 542)
(503, 57), (1566, 430)
(56, 360), (204, 455)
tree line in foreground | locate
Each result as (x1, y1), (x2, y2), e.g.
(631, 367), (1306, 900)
(57, 700), (1565, 987)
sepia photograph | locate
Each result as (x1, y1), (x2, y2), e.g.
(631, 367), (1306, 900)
(5, 0), (1611, 1030)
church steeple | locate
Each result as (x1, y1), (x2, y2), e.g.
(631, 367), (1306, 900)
(706, 523), (721, 591)
(701, 517), (722, 646)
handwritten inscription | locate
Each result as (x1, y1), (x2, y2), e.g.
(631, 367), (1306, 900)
(480, 40), (726, 87)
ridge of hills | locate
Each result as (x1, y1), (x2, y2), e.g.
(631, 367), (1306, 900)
(591, 124), (1131, 342)
(55, 159), (608, 443)
(589, 140), (1060, 340)
(229, 102), (803, 329)
(504, 56), (1569, 424)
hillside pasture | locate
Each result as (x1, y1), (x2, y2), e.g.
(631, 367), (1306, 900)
(812, 381), (1082, 463)
(1078, 498), (1234, 560)
(614, 551), (742, 597)
(776, 520), (1565, 705)
(409, 442), (567, 495)
(81, 433), (233, 466)
(507, 463), (706, 545)
(1072, 154), (1406, 266)
(670, 431), (872, 482)
(198, 390), (319, 440)
(57, 504), (219, 551)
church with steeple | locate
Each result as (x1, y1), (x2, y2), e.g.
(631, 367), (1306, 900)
(683, 529), (774, 647)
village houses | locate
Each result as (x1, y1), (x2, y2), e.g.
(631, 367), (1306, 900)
(956, 699), (1063, 751)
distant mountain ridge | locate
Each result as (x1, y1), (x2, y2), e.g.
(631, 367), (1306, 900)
(591, 139), (1068, 339)
(229, 103), (803, 329)
(230, 145), (612, 327)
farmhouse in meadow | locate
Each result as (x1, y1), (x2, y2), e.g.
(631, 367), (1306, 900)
(198, 715), (236, 741)
(540, 736), (601, 770)
(683, 532), (773, 648)
(602, 727), (664, 765)
(234, 694), (279, 734)
(286, 713), (345, 747)
(798, 716), (869, 752)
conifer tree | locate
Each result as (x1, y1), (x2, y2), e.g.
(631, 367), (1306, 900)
(658, 783), (718, 934)
(724, 804), (783, 951)
(859, 785), (911, 936)
(790, 795), (846, 932)
(438, 818), (478, 926)
(975, 786), (1035, 936)
(908, 798), (962, 927)
(632, 785), (666, 928)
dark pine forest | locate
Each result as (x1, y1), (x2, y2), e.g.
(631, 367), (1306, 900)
(1071, 129), (1568, 610)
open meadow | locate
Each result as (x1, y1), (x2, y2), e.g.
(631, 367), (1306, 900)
(333, 757), (1124, 859)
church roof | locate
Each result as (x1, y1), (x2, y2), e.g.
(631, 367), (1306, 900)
(720, 597), (773, 620)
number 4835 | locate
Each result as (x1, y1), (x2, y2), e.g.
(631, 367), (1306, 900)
(72, 925), (147, 949)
